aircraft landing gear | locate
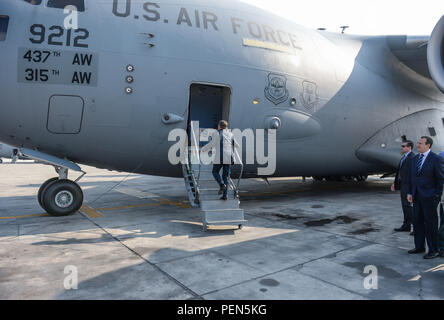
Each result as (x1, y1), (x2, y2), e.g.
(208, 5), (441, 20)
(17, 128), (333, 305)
(38, 177), (59, 209)
(19, 148), (86, 217)
(37, 166), (85, 216)
(39, 179), (83, 217)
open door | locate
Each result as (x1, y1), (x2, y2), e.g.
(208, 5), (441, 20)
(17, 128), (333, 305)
(188, 84), (231, 128)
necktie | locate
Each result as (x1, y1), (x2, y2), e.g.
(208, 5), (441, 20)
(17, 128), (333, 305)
(400, 154), (407, 167)
(398, 155), (406, 179)
(416, 154), (424, 175)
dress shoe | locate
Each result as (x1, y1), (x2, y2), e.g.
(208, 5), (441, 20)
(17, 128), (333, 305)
(408, 248), (425, 254)
(423, 252), (439, 259)
(218, 184), (226, 195)
(410, 231), (414, 236)
(394, 226), (411, 232)
(220, 195), (228, 200)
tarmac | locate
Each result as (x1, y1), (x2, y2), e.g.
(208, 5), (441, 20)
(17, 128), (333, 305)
(0, 161), (443, 300)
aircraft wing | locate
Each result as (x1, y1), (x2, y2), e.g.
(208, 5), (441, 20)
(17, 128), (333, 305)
(387, 15), (444, 93)
(386, 35), (430, 79)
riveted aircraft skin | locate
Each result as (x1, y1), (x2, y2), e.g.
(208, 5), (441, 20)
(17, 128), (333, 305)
(0, 0), (443, 178)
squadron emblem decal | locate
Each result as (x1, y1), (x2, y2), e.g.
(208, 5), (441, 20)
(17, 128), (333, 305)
(265, 73), (289, 105)
(300, 80), (318, 112)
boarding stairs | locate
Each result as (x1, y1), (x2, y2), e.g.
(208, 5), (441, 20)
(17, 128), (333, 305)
(182, 123), (246, 231)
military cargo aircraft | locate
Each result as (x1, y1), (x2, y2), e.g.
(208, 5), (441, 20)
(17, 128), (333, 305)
(0, 0), (443, 216)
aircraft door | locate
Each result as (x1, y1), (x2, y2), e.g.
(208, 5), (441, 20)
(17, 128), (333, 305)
(188, 84), (231, 145)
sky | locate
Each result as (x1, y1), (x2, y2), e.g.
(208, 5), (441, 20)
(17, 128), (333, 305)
(241, 0), (444, 36)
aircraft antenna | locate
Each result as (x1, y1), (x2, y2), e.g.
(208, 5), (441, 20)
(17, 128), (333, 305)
(340, 26), (349, 34)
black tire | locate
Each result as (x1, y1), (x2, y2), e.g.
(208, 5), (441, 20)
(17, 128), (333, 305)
(42, 180), (83, 217)
(38, 177), (59, 210)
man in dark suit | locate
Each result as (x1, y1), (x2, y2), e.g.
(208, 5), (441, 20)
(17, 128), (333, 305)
(407, 136), (444, 259)
(391, 140), (415, 232)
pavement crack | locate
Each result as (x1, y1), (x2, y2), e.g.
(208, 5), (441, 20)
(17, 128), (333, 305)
(79, 211), (202, 300)
(202, 242), (371, 298)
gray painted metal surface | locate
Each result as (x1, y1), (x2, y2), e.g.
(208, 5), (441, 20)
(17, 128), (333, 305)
(0, 1), (443, 178)
(0, 143), (16, 159)
(20, 147), (82, 172)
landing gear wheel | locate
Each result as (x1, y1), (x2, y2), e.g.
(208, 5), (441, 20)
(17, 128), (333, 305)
(38, 177), (59, 210)
(42, 179), (83, 217)
(356, 175), (368, 182)
(312, 176), (323, 181)
(238, 224), (243, 230)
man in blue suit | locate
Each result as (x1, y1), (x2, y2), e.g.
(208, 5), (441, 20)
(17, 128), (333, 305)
(407, 136), (444, 259)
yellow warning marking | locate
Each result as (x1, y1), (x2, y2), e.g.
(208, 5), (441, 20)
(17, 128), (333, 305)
(243, 188), (312, 198)
(157, 198), (192, 209)
(0, 198), (190, 221)
(243, 38), (300, 54)
(114, 187), (159, 199)
(96, 202), (164, 211)
(80, 205), (103, 218)
(0, 213), (49, 220)
(95, 199), (192, 211)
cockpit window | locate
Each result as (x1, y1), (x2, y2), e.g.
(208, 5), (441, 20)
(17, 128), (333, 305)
(23, 0), (43, 5)
(46, 0), (85, 12)
(0, 16), (9, 41)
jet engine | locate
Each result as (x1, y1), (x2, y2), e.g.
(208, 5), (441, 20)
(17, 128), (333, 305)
(428, 15), (444, 93)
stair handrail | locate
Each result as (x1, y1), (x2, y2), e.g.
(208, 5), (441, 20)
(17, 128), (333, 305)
(189, 121), (202, 187)
(231, 147), (243, 198)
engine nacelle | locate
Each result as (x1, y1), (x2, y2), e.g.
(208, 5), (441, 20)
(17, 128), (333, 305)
(428, 15), (444, 93)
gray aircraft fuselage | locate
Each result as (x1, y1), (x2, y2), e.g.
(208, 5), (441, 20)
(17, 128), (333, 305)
(0, 0), (443, 178)
(0, 142), (17, 159)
